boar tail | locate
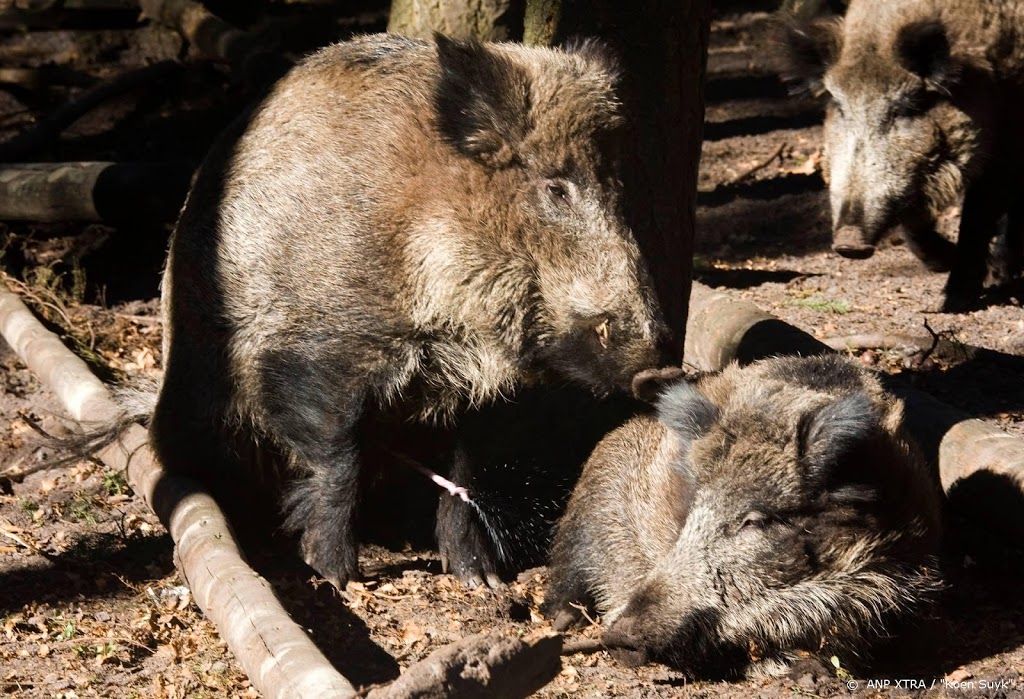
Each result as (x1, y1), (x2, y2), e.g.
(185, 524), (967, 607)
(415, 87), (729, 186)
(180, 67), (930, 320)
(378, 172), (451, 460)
(32, 376), (159, 470)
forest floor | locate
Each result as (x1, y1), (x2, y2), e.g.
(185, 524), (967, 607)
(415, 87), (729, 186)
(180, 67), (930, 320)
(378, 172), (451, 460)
(0, 5), (1022, 699)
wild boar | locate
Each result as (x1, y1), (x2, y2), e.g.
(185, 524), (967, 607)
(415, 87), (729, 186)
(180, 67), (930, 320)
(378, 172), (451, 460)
(544, 354), (943, 677)
(150, 34), (669, 589)
(779, 0), (1024, 310)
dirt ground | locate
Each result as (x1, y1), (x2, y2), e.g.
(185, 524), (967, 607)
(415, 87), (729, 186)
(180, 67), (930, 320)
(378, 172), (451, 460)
(1, 5), (1023, 699)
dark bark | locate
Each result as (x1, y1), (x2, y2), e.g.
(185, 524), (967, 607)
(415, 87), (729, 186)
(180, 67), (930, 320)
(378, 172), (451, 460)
(524, 1), (711, 363)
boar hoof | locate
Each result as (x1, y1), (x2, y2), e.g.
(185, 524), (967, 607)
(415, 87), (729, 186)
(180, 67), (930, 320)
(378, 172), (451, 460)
(832, 242), (876, 259)
(939, 293), (979, 313)
(440, 548), (503, 589)
(300, 528), (359, 590)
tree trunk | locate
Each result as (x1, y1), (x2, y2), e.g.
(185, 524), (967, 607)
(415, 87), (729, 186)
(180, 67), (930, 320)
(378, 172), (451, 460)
(523, 1), (711, 364)
(387, 0), (525, 41)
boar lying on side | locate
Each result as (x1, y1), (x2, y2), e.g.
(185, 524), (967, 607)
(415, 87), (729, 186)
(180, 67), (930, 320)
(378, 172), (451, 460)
(153, 34), (668, 589)
(780, 0), (1024, 310)
(544, 355), (943, 677)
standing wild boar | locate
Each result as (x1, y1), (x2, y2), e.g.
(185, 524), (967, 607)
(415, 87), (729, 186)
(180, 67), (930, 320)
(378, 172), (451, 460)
(544, 355), (942, 677)
(151, 34), (668, 589)
(780, 0), (1024, 310)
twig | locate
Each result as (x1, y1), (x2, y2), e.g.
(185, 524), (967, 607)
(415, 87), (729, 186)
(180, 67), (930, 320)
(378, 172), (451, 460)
(569, 601), (601, 628)
(561, 637), (606, 656)
(726, 142), (786, 185)
(114, 313), (162, 325)
(921, 318), (942, 364)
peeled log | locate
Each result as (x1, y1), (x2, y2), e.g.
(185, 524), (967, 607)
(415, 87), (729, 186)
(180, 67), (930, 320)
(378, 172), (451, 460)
(684, 282), (1024, 543)
(0, 284), (357, 699)
(0, 162), (193, 223)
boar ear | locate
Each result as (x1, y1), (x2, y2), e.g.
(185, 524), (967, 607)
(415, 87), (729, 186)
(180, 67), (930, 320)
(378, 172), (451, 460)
(775, 16), (843, 97)
(631, 366), (687, 403)
(656, 381), (719, 442)
(433, 33), (531, 168)
(799, 393), (881, 495)
(561, 36), (621, 78)
(896, 20), (959, 93)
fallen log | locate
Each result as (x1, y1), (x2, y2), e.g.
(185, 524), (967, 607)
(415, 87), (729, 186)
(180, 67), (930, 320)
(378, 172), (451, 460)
(0, 284), (563, 698)
(685, 282), (1024, 542)
(0, 284), (357, 699)
(0, 161), (193, 223)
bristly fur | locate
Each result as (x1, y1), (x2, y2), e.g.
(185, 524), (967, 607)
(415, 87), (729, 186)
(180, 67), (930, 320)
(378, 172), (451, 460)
(774, 0), (1024, 309)
(38, 377), (159, 470)
(149, 33), (669, 588)
(545, 355), (943, 678)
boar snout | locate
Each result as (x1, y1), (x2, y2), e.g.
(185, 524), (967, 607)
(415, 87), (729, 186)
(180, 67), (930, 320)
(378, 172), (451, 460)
(832, 225), (876, 259)
(605, 603), (723, 669)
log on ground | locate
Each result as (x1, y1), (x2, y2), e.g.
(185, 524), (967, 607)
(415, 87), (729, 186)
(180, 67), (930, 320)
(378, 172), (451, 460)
(0, 162), (193, 223)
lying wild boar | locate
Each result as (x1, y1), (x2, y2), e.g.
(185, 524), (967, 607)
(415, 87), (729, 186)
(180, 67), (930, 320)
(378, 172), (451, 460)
(151, 34), (668, 589)
(544, 355), (942, 677)
(780, 0), (1024, 310)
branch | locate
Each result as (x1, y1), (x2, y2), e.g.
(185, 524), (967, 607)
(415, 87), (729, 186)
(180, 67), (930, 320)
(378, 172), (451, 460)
(138, 0), (291, 81)
(363, 632), (562, 699)
(0, 284), (355, 699)
(0, 60), (181, 162)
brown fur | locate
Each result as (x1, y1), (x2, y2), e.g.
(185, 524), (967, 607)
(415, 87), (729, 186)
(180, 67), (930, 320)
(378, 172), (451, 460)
(779, 0), (1024, 309)
(152, 34), (668, 588)
(544, 355), (943, 678)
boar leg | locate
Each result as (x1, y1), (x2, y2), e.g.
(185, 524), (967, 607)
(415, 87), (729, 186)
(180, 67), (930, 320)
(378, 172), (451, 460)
(541, 525), (595, 630)
(260, 348), (364, 589)
(436, 445), (502, 588)
(943, 176), (1005, 311)
(900, 211), (956, 273)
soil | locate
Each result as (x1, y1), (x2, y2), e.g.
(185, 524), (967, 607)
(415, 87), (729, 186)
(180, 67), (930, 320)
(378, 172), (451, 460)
(0, 5), (1022, 699)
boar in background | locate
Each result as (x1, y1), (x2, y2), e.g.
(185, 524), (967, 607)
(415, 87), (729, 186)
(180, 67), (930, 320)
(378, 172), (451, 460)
(779, 0), (1024, 310)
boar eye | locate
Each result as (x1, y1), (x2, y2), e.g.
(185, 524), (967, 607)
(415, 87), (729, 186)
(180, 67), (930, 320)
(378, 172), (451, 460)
(545, 180), (571, 204)
(739, 511), (769, 531)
